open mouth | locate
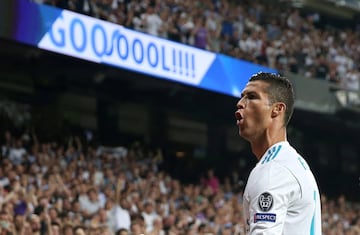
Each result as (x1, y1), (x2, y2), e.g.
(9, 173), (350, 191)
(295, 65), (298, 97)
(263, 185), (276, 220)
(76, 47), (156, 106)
(235, 111), (243, 125)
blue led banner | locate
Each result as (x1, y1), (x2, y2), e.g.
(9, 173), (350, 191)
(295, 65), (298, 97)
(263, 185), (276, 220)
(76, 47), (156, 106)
(0, 0), (277, 97)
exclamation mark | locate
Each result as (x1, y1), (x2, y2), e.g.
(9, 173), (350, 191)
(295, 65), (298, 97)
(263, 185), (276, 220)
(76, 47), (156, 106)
(185, 52), (189, 76)
(172, 49), (176, 72)
(179, 51), (182, 75)
(191, 54), (195, 78)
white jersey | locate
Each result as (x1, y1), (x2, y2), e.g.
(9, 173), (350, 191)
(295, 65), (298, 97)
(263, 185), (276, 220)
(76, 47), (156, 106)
(243, 141), (321, 235)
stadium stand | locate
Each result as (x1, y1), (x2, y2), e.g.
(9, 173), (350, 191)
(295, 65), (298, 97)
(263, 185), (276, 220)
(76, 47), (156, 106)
(0, 128), (360, 234)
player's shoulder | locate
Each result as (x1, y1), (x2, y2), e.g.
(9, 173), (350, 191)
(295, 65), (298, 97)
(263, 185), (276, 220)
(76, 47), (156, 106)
(251, 142), (297, 178)
(247, 156), (298, 196)
(258, 141), (296, 166)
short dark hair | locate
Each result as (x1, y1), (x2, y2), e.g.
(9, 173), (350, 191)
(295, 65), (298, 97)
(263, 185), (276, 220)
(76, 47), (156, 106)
(116, 228), (128, 235)
(249, 72), (295, 126)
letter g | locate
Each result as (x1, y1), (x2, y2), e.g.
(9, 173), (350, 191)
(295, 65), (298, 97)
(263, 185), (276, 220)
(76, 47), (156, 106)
(49, 15), (65, 47)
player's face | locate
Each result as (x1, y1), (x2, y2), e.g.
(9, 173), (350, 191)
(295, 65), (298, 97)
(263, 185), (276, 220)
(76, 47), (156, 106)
(235, 80), (273, 141)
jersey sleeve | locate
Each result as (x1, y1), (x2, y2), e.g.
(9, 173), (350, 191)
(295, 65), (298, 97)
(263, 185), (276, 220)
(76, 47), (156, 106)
(245, 163), (301, 234)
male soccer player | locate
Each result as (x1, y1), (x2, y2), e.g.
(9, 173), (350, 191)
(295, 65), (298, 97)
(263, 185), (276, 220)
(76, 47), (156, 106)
(235, 72), (321, 234)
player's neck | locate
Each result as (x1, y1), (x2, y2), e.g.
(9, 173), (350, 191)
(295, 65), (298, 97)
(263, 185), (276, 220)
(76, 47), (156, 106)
(251, 127), (287, 160)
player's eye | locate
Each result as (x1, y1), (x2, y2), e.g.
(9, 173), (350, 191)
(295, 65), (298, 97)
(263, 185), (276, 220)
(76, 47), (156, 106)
(247, 94), (256, 99)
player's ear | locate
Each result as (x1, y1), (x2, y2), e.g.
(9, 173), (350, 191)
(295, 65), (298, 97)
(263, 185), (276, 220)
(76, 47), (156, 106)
(271, 103), (286, 118)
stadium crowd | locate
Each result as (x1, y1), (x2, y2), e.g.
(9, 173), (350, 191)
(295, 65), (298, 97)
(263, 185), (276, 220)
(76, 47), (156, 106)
(33, 0), (360, 105)
(0, 128), (360, 235)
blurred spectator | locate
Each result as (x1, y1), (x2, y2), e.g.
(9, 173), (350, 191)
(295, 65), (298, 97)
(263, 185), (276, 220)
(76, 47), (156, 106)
(95, 0), (113, 20)
(104, 197), (131, 232)
(116, 228), (129, 235)
(141, 4), (163, 37)
(141, 201), (159, 233)
(201, 168), (219, 195)
(130, 214), (146, 235)
(192, 16), (209, 50)
(167, 12), (182, 43)
(343, 66), (360, 104)
(79, 188), (103, 217)
(336, 65), (360, 107)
